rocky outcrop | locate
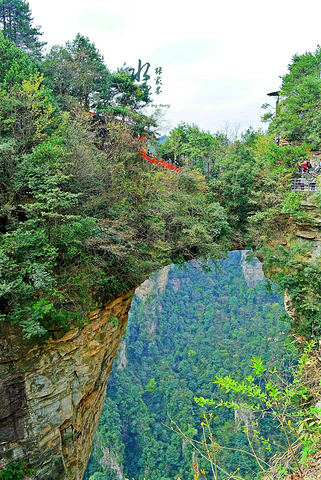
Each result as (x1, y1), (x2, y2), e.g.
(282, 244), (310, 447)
(1, 195), (321, 480)
(264, 194), (321, 479)
(0, 291), (134, 480)
(115, 340), (128, 371)
(241, 250), (264, 288)
(135, 265), (171, 302)
(97, 441), (124, 480)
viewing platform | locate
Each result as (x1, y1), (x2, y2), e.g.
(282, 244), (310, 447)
(291, 176), (319, 192)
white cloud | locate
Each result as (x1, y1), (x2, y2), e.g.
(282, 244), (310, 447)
(29, 0), (321, 134)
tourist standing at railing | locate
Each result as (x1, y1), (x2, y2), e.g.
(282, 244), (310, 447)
(300, 177), (305, 190)
(302, 160), (308, 173)
(297, 161), (302, 174)
(307, 159), (312, 173)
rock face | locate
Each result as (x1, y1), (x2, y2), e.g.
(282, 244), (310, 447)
(135, 265), (171, 302)
(96, 441), (125, 480)
(265, 195), (321, 479)
(0, 291), (134, 480)
(241, 250), (265, 288)
(1, 196), (321, 480)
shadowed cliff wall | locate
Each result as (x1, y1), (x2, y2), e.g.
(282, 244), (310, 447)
(0, 291), (134, 480)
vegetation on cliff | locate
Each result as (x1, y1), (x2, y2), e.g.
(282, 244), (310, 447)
(262, 46), (321, 147)
(2, 0), (320, 344)
(85, 44), (321, 480)
(0, 14), (230, 339)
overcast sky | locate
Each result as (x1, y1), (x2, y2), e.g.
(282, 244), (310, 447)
(28, 0), (321, 136)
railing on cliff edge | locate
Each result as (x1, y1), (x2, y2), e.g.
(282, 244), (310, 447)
(291, 178), (319, 192)
(138, 149), (182, 172)
(137, 135), (182, 173)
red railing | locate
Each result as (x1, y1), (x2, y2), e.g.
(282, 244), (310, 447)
(137, 137), (181, 172)
(138, 149), (182, 172)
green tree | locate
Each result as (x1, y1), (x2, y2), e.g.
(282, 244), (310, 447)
(159, 122), (228, 170)
(196, 344), (321, 479)
(43, 35), (154, 136)
(85, 252), (291, 480)
(0, 31), (35, 86)
(43, 34), (110, 109)
(0, 73), (57, 152)
(264, 46), (321, 146)
(209, 141), (258, 232)
(0, 0), (45, 61)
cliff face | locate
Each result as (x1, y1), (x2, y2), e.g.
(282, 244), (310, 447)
(241, 250), (264, 287)
(0, 291), (134, 480)
(135, 265), (171, 302)
(263, 195), (321, 479)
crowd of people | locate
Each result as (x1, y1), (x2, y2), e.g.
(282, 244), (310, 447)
(297, 159), (312, 173)
(294, 156), (321, 191)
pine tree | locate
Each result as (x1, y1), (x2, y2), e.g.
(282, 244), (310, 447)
(0, 0), (45, 61)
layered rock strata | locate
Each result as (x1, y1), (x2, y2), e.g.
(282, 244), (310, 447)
(0, 291), (134, 480)
(270, 195), (321, 479)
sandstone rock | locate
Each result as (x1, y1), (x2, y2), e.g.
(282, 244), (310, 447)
(0, 291), (134, 480)
(135, 265), (171, 302)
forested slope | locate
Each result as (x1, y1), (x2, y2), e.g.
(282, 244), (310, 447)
(0, 5), (231, 478)
(0, 32), (229, 340)
(85, 253), (291, 480)
(85, 46), (321, 480)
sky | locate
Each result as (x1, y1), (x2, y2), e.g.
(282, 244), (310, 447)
(28, 0), (321, 136)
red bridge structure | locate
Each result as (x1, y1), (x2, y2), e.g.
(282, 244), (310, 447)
(138, 136), (181, 172)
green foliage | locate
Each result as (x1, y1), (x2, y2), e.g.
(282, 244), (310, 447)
(242, 138), (309, 247)
(208, 141), (259, 231)
(0, 460), (35, 480)
(196, 342), (321, 478)
(263, 245), (321, 339)
(145, 377), (157, 393)
(42, 36), (154, 135)
(85, 252), (291, 480)
(0, 0), (45, 61)
(43, 34), (110, 108)
(0, 32), (36, 86)
(0, 55), (228, 338)
(158, 122), (228, 170)
(0, 73), (57, 151)
(2, 8), (321, 479)
(281, 192), (311, 220)
(266, 46), (321, 146)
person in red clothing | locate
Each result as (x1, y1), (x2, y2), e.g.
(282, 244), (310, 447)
(306, 159), (312, 172)
(302, 160), (308, 173)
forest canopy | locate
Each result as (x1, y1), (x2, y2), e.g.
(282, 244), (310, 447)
(2, 5), (321, 344)
(0, 11), (230, 339)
